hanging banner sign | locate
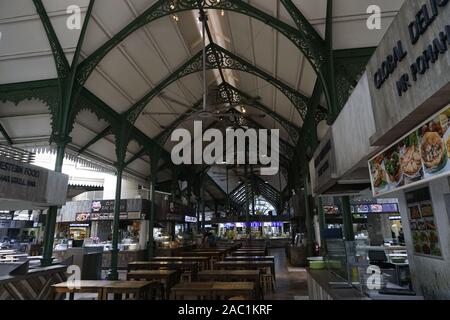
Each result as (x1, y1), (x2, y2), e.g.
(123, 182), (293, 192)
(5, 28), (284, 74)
(0, 155), (67, 207)
(369, 103), (450, 196)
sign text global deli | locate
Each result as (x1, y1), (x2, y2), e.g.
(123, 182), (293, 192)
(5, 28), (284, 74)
(374, 0), (450, 96)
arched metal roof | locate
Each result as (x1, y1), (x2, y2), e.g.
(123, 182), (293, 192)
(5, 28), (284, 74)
(0, 0), (405, 202)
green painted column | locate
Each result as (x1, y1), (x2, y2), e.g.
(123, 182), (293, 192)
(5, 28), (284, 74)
(201, 184), (205, 232)
(341, 196), (354, 241)
(108, 166), (123, 280)
(147, 174), (156, 258)
(196, 198), (201, 232)
(325, 0), (339, 122)
(303, 173), (314, 257)
(317, 197), (327, 253)
(41, 141), (66, 266)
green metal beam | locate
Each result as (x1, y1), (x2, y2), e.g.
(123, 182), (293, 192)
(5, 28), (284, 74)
(0, 80), (60, 129)
(279, 0), (323, 42)
(124, 147), (148, 167)
(77, 125), (112, 155)
(77, 88), (173, 166)
(32, 0), (71, 267)
(333, 47), (375, 110)
(75, 0), (327, 91)
(154, 81), (305, 151)
(204, 172), (228, 199)
(155, 100), (203, 145)
(0, 79), (58, 93)
(32, 0), (70, 80)
(123, 43), (312, 125)
(324, 0), (338, 122)
(216, 82), (303, 136)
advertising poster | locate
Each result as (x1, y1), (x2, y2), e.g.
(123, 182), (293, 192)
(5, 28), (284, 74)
(369, 104), (450, 196)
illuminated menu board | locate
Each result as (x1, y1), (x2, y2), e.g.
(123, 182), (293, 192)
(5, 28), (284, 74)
(369, 104), (450, 196)
(350, 203), (398, 214)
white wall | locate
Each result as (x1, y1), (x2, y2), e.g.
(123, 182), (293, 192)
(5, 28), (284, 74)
(392, 177), (450, 299)
(103, 174), (141, 200)
(331, 72), (379, 178)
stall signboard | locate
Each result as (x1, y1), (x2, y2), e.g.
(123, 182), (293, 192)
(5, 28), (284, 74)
(366, 0), (450, 146)
(0, 156), (45, 202)
(127, 212), (141, 220)
(323, 205), (339, 215)
(70, 223), (89, 227)
(91, 212), (108, 220)
(185, 216), (197, 223)
(91, 200), (127, 213)
(90, 212), (134, 221)
(369, 103), (450, 196)
(350, 203), (399, 214)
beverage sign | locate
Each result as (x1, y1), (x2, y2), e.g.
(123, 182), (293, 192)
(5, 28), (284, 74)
(369, 103), (450, 196)
(75, 213), (90, 222)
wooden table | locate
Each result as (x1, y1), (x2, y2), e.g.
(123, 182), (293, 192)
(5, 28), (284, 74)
(179, 251), (223, 267)
(171, 282), (255, 300)
(232, 251), (266, 257)
(150, 256), (210, 270)
(198, 270), (262, 299)
(102, 280), (164, 300)
(192, 248), (227, 253)
(52, 280), (161, 300)
(194, 247), (235, 255)
(52, 281), (105, 300)
(214, 261), (276, 282)
(128, 261), (199, 281)
(189, 250), (226, 259)
(127, 270), (180, 299)
(225, 256), (275, 263)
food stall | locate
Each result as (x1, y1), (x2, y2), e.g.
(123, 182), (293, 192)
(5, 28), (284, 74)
(54, 199), (150, 270)
(362, 0), (450, 299)
(217, 221), (290, 240)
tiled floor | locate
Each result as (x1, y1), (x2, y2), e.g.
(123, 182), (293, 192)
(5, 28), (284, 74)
(264, 248), (308, 300)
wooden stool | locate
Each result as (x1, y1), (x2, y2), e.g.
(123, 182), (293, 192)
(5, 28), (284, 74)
(260, 268), (275, 293)
(181, 271), (192, 282)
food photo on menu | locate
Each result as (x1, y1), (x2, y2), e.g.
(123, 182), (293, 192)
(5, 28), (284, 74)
(400, 132), (423, 184)
(384, 145), (404, 188)
(370, 155), (389, 195)
(419, 109), (450, 178)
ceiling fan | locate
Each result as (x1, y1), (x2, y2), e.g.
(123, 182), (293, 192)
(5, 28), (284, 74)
(143, 12), (266, 121)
